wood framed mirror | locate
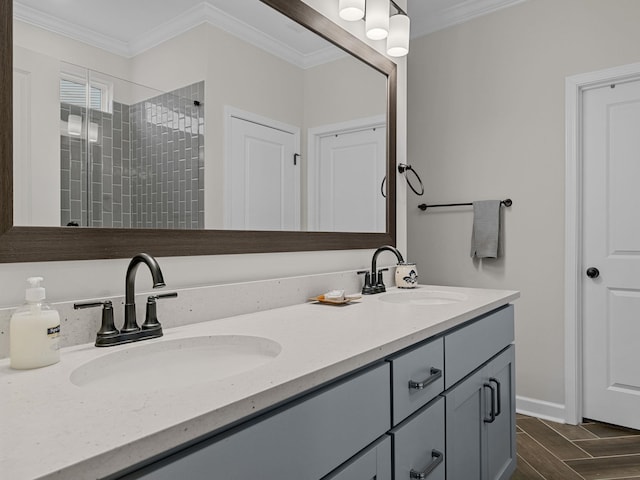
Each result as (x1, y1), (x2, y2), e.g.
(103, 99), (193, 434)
(0, 0), (396, 263)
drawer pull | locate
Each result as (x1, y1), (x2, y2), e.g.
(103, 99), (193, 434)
(408, 367), (442, 390)
(409, 449), (444, 479)
(483, 383), (496, 423)
(489, 377), (502, 416)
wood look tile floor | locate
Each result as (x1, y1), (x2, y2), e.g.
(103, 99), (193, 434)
(513, 415), (640, 480)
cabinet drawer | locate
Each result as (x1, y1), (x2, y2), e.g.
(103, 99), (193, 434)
(129, 363), (390, 480)
(323, 436), (391, 480)
(390, 337), (444, 425)
(390, 396), (445, 480)
(444, 305), (514, 389)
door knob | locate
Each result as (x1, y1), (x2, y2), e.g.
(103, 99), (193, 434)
(586, 267), (600, 279)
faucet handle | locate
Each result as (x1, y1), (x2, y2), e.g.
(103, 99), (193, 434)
(74, 300), (119, 346)
(149, 292), (178, 301)
(376, 268), (389, 293)
(142, 292), (178, 331)
(357, 270), (376, 295)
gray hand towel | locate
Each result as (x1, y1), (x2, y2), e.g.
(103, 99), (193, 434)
(470, 200), (501, 258)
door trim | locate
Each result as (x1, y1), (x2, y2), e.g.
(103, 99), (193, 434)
(564, 61), (640, 425)
(12, 68), (32, 225)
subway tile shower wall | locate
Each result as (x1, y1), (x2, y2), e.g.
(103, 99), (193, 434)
(60, 81), (205, 229)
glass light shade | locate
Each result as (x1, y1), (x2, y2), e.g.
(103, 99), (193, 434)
(387, 14), (410, 57)
(67, 114), (82, 136)
(366, 0), (389, 40)
(339, 0), (365, 21)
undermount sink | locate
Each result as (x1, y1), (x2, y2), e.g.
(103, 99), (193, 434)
(70, 335), (282, 391)
(379, 290), (468, 306)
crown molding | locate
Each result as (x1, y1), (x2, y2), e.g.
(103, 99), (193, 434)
(411, 0), (526, 38)
(13, 2), (130, 57)
(13, 1), (345, 68)
(126, 2), (208, 58)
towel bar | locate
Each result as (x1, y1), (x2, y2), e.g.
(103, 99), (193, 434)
(418, 199), (512, 211)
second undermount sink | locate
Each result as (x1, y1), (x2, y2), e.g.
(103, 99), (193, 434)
(379, 289), (468, 306)
(70, 335), (282, 392)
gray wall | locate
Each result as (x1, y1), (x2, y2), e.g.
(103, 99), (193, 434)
(406, 0), (640, 417)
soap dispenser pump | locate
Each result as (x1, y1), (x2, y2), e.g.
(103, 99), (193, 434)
(9, 277), (61, 369)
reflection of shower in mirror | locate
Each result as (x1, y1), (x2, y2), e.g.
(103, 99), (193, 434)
(60, 114), (99, 143)
(59, 71), (205, 230)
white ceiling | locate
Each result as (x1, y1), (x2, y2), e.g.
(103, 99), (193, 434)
(13, 0), (525, 66)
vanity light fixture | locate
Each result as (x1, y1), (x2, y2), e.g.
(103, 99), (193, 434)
(339, 0), (365, 21)
(339, 0), (410, 57)
(386, 12), (410, 57)
(366, 0), (390, 40)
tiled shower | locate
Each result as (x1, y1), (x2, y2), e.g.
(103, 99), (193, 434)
(60, 81), (204, 229)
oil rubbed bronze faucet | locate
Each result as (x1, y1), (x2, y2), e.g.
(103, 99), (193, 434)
(122, 253), (166, 333)
(74, 253), (177, 347)
(358, 245), (405, 295)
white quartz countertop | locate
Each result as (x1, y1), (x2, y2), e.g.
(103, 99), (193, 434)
(0, 285), (519, 480)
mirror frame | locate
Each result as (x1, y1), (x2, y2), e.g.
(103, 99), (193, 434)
(0, 0), (396, 263)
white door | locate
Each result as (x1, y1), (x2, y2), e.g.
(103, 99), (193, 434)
(309, 126), (386, 232)
(582, 79), (640, 429)
(226, 114), (300, 230)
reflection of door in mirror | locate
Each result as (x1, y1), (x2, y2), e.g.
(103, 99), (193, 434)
(225, 108), (300, 231)
(308, 116), (386, 233)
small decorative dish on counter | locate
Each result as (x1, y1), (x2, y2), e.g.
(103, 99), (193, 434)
(309, 290), (361, 305)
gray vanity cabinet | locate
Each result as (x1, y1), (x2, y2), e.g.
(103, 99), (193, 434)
(444, 345), (516, 480)
(118, 304), (516, 480)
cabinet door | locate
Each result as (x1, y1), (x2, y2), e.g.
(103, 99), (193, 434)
(443, 369), (485, 480)
(324, 436), (391, 480)
(484, 346), (516, 480)
(391, 397), (445, 480)
(444, 346), (516, 480)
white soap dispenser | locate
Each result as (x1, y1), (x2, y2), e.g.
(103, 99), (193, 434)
(10, 277), (61, 369)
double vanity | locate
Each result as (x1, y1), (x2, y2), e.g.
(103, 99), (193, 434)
(0, 284), (518, 480)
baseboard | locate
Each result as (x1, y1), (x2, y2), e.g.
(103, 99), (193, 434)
(516, 395), (566, 424)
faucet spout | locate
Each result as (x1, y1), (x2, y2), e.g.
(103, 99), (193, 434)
(122, 253), (165, 333)
(362, 245), (405, 295)
(371, 245), (404, 277)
